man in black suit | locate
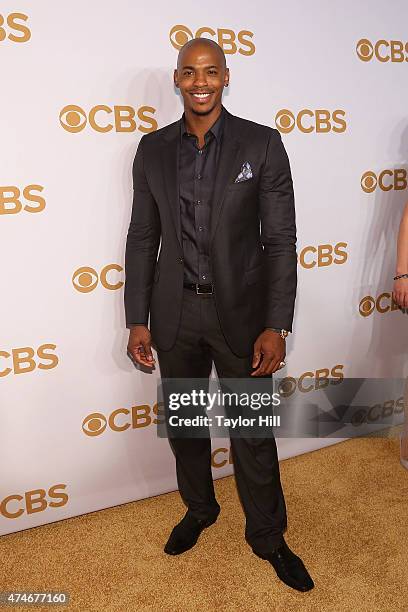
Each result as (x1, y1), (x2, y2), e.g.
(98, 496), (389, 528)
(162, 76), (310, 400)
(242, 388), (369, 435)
(125, 38), (314, 592)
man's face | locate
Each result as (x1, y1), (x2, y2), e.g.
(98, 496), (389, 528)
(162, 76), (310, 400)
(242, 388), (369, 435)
(174, 42), (229, 115)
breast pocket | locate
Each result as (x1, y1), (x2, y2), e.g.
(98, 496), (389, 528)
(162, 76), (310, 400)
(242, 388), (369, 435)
(226, 178), (256, 192)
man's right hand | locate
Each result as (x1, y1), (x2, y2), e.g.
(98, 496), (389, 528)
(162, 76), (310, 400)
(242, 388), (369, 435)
(127, 325), (156, 369)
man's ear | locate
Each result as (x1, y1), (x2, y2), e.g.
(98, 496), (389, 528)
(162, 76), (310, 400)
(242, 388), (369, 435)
(224, 67), (230, 87)
(174, 69), (179, 88)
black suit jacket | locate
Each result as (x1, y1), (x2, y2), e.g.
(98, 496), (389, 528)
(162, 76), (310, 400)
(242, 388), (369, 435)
(124, 107), (297, 357)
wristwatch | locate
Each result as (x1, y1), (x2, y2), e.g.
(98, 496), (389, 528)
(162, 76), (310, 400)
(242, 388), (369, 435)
(266, 328), (290, 339)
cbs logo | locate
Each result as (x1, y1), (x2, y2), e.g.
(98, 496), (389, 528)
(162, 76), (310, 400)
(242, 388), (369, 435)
(0, 345), (58, 378)
(277, 366), (344, 397)
(59, 105), (157, 134)
(169, 24), (255, 55)
(72, 265), (123, 293)
(356, 38), (408, 62)
(0, 185), (45, 215)
(0, 485), (68, 519)
(275, 109), (346, 134)
(359, 293), (405, 317)
(82, 403), (164, 436)
(352, 397), (404, 427)
(299, 243), (347, 269)
(361, 170), (407, 193)
(0, 13), (30, 43)
(211, 447), (233, 468)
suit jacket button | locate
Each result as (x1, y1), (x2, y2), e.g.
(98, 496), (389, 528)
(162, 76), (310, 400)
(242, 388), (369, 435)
(178, 257), (183, 263)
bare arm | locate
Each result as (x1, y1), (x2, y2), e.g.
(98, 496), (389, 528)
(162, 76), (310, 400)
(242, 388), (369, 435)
(393, 200), (408, 308)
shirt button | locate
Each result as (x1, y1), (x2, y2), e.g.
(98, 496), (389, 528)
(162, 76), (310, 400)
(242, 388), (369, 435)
(196, 200), (201, 205)
(177, 257), (183, 264)
(198, 226), (204, 231)
(197, 174), (202, 179)
(202, 275), (206, 280)
(198, 149), (203, 155)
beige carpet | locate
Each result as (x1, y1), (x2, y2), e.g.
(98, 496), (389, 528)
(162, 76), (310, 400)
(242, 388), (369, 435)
(2, 434), (408, 612)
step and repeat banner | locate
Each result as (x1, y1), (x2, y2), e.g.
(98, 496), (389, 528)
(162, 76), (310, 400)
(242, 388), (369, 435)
(1, 1), (408, 535)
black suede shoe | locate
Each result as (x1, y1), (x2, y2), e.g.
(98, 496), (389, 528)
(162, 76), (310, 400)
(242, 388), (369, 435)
(164, 511), (218, 555)
(255, 539), (314, 592)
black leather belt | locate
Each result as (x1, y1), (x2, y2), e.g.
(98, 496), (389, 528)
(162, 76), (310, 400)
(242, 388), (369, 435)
(183, 282), (214, 294)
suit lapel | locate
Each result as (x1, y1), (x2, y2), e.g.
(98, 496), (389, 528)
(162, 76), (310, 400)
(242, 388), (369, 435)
(161, 120), (182, 248)
(209, 110), (241, 243)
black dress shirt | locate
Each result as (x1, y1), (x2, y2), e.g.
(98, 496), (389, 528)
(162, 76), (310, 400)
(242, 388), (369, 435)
(179, 106), (225, 284)
(128, 107), (225, 327)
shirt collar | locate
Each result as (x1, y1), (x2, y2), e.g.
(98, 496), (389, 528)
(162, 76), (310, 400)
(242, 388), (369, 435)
(180, 105), (226, 144)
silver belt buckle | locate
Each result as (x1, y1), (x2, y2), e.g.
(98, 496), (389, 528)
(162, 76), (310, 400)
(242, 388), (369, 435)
(195, 283), (213, 295)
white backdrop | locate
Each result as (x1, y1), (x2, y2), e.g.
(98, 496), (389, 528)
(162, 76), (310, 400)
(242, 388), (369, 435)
(1, 0), (408, 535)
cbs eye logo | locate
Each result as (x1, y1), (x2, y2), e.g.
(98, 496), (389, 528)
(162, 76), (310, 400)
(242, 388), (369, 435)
(72, 264), (123, 293)
(169, 24), (255, 55)
(0, 13), (30, 43)
(359, 293), (405, 317)
(83, 413), (108, 436)
(275, 109), (346, 134)
(0, 185), (45, 215)
(356, 38), (408, 62)
(59, 105), (157, 134)
(361, 170), (407, 193)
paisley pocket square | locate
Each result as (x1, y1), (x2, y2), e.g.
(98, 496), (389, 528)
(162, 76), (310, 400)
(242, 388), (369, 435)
(234, 161), (253, 183)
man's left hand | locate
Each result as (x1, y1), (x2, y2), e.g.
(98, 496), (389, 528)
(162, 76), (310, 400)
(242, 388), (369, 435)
(251, 330), (286, 376)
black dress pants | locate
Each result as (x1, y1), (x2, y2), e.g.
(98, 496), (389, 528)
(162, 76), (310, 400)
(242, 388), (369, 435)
(156, 287), (287, 554)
